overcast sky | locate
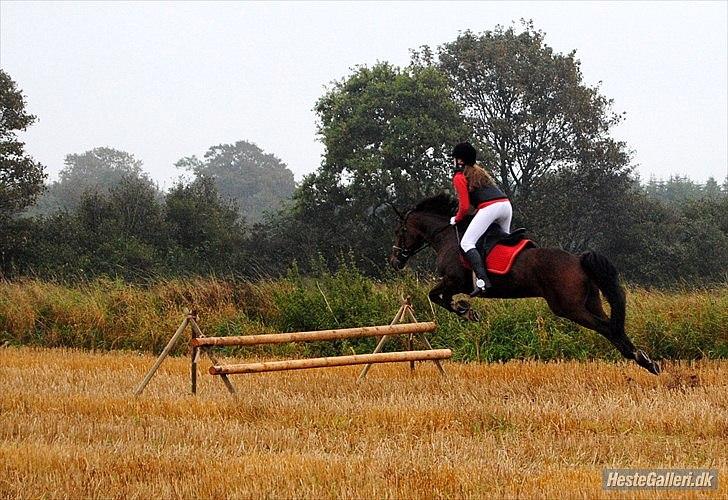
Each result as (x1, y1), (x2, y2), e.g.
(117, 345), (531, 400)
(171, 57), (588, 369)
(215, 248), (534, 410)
(1, 1), (726, 187)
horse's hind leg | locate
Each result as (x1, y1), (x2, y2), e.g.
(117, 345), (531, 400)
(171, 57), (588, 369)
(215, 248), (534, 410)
(581, 285), (637, 358)
(585, 285), (661, 374)
(584, 283), (608, 320)
(567, 309), (633, 357)
(545, 290), (661, 375)
(564, 308), (660, 374)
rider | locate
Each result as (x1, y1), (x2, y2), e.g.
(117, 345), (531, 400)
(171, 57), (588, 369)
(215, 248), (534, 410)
(450, 142), (512, 296)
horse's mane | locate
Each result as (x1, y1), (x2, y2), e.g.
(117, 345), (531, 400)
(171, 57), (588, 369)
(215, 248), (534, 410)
(412, 193), (457, 217)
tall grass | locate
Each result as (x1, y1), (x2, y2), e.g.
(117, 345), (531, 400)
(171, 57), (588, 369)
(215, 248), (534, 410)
(1, 265), (726, 360)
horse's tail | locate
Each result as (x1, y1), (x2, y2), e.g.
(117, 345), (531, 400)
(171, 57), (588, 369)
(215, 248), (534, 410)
(580, 251), (626, 336)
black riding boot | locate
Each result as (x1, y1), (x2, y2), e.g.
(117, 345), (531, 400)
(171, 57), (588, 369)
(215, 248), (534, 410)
(465, 248), (491, 296)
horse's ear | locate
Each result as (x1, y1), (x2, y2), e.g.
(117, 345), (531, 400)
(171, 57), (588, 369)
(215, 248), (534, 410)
(388, 202), (404, 221)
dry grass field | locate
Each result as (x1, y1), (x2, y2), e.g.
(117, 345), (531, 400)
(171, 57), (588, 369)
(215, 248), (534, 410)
(1, 347), (726, 499)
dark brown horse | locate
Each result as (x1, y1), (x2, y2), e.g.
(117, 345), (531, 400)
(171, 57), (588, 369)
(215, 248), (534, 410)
(389, 194), (661, 375)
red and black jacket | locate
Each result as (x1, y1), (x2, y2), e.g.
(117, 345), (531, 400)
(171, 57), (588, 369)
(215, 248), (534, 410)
(452, 170), (508, 223)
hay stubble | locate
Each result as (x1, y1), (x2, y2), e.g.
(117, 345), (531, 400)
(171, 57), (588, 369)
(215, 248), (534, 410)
(1, 348), (726, 498)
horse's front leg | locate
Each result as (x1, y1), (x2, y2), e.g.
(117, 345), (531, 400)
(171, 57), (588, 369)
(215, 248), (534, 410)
(428, 279), (480, 322)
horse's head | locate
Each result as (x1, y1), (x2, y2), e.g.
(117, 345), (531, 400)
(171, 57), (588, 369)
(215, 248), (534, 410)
(389, 210), (426, 270)
(389, 194), (456, 270)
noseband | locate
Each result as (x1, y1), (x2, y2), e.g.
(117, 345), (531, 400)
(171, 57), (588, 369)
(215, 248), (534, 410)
(391, 242), (429, 260)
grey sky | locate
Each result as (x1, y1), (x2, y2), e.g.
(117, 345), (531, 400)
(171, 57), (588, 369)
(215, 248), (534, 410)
(1, 0), (726, 187)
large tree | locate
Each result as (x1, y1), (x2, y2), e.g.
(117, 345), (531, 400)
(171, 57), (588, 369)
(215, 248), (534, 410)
(0, 70), (46, 274)
(306, 62), (468, 212)
(435, 22), (625, 199)
(288, 62), (467, 272)
(0, 70), (45, 221)
(175, 140), (295, 223)
(69, 176), (165, 278)
(521, 140), (635, 253)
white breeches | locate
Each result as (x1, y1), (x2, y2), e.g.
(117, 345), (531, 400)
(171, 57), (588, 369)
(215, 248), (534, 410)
(460, 201), (513, 252)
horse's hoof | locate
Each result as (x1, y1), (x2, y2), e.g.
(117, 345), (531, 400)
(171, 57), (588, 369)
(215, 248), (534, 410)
(453, 299), (480, 322)
(454, 300), (470, 315)
(636, 350), (661, 375)
(650, 360), (662, 375)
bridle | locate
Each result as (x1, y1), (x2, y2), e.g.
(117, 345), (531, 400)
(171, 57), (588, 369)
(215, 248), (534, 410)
(391, 241), (429, 260)
(392, 210), (452, 262)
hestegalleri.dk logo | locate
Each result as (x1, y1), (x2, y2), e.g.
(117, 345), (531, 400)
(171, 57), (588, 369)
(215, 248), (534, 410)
(602, 469), (718, 490)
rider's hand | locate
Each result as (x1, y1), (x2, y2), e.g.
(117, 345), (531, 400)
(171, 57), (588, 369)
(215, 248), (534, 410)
(450, 216), (457, 226)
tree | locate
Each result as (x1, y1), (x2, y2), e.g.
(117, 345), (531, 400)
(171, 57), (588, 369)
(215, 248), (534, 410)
(645, 175), (725, 206)
(165, 176), (249, 273)
(17, 174), (168, 280)
(0, 69), (45, 218)
(0, 70), (46, 274)
(702, 176), (723, 200)
(22, 174), (253, 280)
(309, 62), (468, 211)
(175, 140), (295, 223)
(434, 22), (625, 200)
(40, 147), (156, 212)
(65, 175), (166, 279)
(291, 62), (468, 272)
(106, 176), (167, 245)
(520, 140), (635, 253)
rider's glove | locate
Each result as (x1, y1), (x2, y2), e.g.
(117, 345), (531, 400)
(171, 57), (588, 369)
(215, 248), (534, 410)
(450, 216), (457, 226)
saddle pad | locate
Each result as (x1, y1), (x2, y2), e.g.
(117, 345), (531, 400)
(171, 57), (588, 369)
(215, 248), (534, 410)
(486, 239), (531, 274)
(460, 239), (532, 275)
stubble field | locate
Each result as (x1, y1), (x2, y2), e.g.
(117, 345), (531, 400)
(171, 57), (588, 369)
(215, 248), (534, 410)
(0, 347), (725, 499)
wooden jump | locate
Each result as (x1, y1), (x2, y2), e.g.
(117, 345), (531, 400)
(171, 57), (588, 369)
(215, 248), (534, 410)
(191, 321), (437, 347)
(133, 298), (447, 397)
(209, 349), (452, 375)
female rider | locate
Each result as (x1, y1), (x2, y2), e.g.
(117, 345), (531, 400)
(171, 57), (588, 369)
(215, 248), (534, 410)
(450, 142), (512, 296)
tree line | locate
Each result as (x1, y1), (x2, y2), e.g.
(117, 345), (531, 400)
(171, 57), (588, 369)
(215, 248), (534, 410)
(2, 22), (727, 285)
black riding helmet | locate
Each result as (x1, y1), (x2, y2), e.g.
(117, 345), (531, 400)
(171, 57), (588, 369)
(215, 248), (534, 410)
(452, 142), (477, 165)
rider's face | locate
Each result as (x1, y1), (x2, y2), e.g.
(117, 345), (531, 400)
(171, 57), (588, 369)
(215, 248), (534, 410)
(453, 158), (464, 168)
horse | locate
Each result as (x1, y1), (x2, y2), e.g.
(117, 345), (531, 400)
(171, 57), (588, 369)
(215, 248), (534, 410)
(389, 193), (661, 375)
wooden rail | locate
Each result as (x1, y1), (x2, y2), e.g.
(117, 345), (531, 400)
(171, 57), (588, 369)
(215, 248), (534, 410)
(209, 349), (452, 375)
(191, 322), (437, 347)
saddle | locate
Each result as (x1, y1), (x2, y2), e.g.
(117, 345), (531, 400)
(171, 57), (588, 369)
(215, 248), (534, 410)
(456, 220), (535, 276)
(470, 224), (529, 261)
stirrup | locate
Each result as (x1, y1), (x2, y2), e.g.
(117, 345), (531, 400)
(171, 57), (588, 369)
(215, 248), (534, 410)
(469, 278), (489, 297)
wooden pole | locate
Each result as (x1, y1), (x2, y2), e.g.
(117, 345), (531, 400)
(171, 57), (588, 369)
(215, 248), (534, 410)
(190, 320), (436, 347)
(210, 349), (452, 375)
(406, 305), (446, 376)
(357, 304), (405, 381)
(189, 318), (236, 395)
(133, 315), (190, 396)
(406, 302), (416, 372)
(408, 332), (415, 372)
(190, 314), (198, 395)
